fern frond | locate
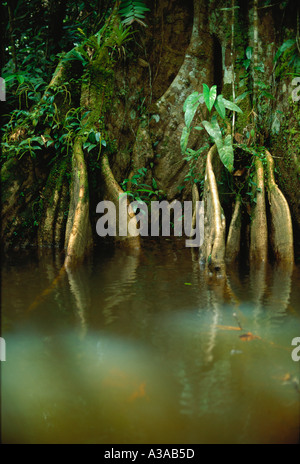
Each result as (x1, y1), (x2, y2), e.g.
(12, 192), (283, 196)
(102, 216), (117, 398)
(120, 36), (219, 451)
(119, 0), (150, 27)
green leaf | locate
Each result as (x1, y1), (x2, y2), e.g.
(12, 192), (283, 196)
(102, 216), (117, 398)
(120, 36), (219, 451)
(89, 131), (96, 143)
(70, 49), (87, 65)
(218, 134), (234, 172)
(243, 58), (251, 70)
(246, 46), (253, 60)
(184, 99), (200, 128)
(260, 90), (275, 100)
(222, 97), (243, 113)
(180, 126), (190, 154)
(202, 119), (222, 145)
(87, 143), (97, 152)
(203, 84), (217, 112)
(203, 84), (210, 110)
(274, 39), (295, 62)
(152, 178), (158, 189)
(214, 95), (226, 119)
(183, 91), (201, 112)
(17, 74), (25, 84)
(254, 63), (264, 72)
(235, 91), (251, 103)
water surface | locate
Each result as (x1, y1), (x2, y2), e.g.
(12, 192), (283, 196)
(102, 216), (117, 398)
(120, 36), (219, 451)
(1, 238), (300, 444)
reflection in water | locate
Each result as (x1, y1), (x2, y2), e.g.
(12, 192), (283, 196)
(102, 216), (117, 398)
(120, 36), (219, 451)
(66, 266), (91, 339)
(1, 238), (300, 444)
(2, 332), (181, 444)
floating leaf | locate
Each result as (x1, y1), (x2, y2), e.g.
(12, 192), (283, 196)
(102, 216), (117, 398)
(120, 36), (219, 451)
(216, 325), (242, 331)
(239, 332), (261, 341)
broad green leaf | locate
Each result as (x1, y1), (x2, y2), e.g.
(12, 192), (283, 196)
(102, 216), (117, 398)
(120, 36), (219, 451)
(274, 39), (295, 62)
(209, 86), (217, 108)
(185, 100), (200, 128)
(203, 84), (210, 110)
(243, 58), (251, 70)
(17, 74), (25, 84)
(246, 46), (253, 59)
(222, 97), (243, 113)
(214, 95), (226, 119)
(183, 91), (201, 112)
(218, 134), (234, 172)
(235, 91), (251, 103)
(180, 126), (190, 154)
(4, 74), (17, 83)
(202, 119), (222, 145)
(87, 143), (97, 152)
(203, 84), (217, 112)
(89, 131), (96, 143)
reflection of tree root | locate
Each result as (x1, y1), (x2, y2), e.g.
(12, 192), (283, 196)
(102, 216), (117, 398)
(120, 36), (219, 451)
(27, 265), (67, 313)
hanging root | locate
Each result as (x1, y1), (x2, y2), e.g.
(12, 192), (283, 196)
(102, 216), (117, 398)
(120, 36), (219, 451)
(265, 150), (294, 265)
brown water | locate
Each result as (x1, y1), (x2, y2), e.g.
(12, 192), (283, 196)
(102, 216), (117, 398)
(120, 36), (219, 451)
(1, 238), (300, 444)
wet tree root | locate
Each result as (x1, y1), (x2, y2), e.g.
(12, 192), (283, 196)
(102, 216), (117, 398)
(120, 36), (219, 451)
(198, 147), (294, 274)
